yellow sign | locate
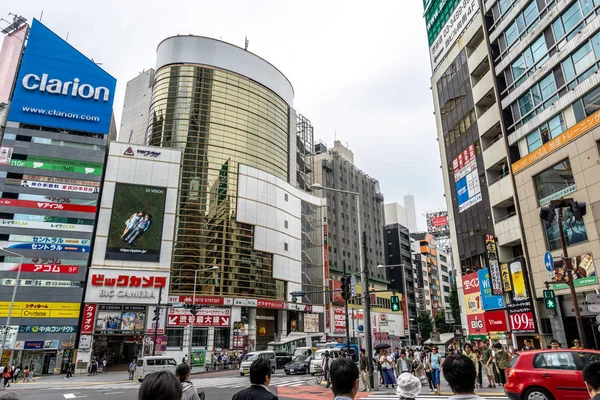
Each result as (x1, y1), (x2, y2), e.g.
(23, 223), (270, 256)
(0, 302), (80, 311)
(500, 263), (512, 292)
(465, 292), (483, 315)
(512, 110), (600, 174)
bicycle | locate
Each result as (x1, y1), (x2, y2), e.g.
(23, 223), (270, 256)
(314, 366), (324, 385)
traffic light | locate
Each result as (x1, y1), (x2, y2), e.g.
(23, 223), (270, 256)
(540, 204), (557, 224)
(341, 277), (351, 301)
(190, 304), (199, 316)
(152, 307), (160, 321)
(543, 289), (556, 310)
(569, 200), (587, 220)
(390, 295), (400, 312)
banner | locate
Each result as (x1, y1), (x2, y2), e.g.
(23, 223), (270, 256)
(81, 304), (96, 335)
(0, 279), (82, 288)
(0, 219), (94, 232)
(0, 198), (96, 213)
(483, 310), (508, 333)
(478, 268), (504, 310)
(426, 211), (449, 233)
(167, 308), (230, 327)
(333, 306), (346, 332)
(0, 263), (79, 274)
(462, 272), (482, 315)
(500, 263), (512, 292)
(510, 261), (529, 302)
(507, 300), (535, 333)
(552, 253), (597, 290)
(484, 234), (503, 295)
(0, 147), (13, 165)
(305, 313), (319, 333)
(5, 178), (99, 194)
(453, 144), (482, 213)
(19, 325), (77, 333)
(9, 158), (102, 175)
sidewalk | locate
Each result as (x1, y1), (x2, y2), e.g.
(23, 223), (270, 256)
(12, 370), (131, 386)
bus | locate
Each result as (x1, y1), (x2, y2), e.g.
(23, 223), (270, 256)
(267, 332), (324, 355)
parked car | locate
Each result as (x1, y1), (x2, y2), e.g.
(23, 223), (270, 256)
(284, 355), (312, 375)
(504, 348), (600, 400)
(240, 351), (276, 376)
(275, 351), (293, 369)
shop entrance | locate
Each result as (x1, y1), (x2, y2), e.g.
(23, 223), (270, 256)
(42, 351), (57, 374)
(256, 310), (276, 350)
(93, 336), (142, 370)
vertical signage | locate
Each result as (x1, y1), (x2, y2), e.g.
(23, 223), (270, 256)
(478, 268), (505, 310)
(80, 304), (96, 335)
(484, 234), (503, 295)
(500, 263), (512, 292)
(453, 144), (482, 213)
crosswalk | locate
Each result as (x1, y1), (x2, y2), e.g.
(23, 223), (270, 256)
(191, 374), (311, 388)
(360, 395), (509, 400)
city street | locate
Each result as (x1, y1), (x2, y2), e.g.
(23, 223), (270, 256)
(0, 369), (509, 400)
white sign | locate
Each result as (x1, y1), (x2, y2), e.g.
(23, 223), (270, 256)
(84, 268), (170, 305)
(430, 0), (479, 72)
(0, 279), (82, 288)
(146, 306), (166, 334)
(79, 335), (92, 349)
(0, 219), (94, 232)
(233, 298), (257, 307)
(0, 326), (19, 350)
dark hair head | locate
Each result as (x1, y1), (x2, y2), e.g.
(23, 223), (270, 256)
(360, 348), (366, 354)
(138, 370), (181, 400)
(330, 357), (359, 396)
(583, 361), (600, 392)
(175, 363), (191, 382)
(464, 343), (472, 350)
(550, 339), (559, 345)
(249, 358), (271, 385)
(442, 354), (476, 394)
(493, 343), (503, 350)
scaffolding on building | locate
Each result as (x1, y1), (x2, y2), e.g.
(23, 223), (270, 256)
(296, 114), (314, 191)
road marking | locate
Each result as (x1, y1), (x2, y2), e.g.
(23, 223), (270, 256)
(102, 392), (123, 395)
(63, 394), (88, 399)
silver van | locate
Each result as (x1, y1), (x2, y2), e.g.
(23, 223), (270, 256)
(239, 351), (276, 376)
(309, 349), (340, 374)
(135, 356), (178, 381)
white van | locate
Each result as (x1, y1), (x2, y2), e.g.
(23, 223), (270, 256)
(135, 356), (178, 381)
(309, 349), (340, 374)
(239, 351), (276, 376)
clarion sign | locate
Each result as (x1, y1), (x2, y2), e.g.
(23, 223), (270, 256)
(22, 73), (110, 101)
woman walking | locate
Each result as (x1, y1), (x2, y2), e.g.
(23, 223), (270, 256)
(2, 366), (11, 389)
(423, 352), (434, 391)
(493, 343), (510, 386)
(379, 349), (397, 389)
(428, 347), (443, 395)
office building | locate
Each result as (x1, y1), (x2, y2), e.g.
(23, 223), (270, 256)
(0, 18), (116, 372)
(122, 35), (327, 352)
(119, 69), (155, 144)
(437, 246), (453, 322)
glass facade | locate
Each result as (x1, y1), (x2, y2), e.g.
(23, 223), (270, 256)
(147, 64), (291, 299)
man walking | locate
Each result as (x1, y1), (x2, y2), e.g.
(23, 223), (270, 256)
(322, 351), (332, 389)
(521, 339), (535, 351)
(232, 358), (278, 400)
(128, 359), (137, 381)
(359, 348), (370, 392)
(102, 359), (107, 373)
(443, 354), (484, 400)
(396, 351), (412, 377)
(330, 357), (359, 400)
(481, 341), (495, 389)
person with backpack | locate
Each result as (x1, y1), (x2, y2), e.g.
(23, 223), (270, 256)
(176, 363), (200, 400)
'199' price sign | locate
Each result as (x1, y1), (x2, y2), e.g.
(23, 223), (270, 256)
(509, 312), (535, 332)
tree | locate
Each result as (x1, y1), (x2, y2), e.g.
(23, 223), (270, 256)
(434, 310), (451, 333)
(449, 281), (461, 325)
(416, 310), (434, 342)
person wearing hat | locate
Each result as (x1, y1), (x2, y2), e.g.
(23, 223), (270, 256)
(396, 372), (421, 400)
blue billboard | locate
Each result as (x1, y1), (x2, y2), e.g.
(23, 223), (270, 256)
(478, 268), (505, 310)
(8, 19), (116, 135)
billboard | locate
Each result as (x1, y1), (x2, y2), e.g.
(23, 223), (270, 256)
(85, 268), (169, 305)
(428, 0), (479, 72)
(552, 253), (597, 290)
(8, 19), (116, 135)
(462, 271), (482, 315)
(0, 24), (27, 103)
(453, 144), (482, 213)
(105, 183), (167, 262)
(484, 234), (503, 295)
(426, 211), (449, 233)
(478, 268), (505, 310)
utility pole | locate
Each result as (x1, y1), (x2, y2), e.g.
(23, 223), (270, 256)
(152, 286), (162, 356)
(343, 261), (351, 358)
(556, 206), (587, 348)
(361, 231), (374, 388)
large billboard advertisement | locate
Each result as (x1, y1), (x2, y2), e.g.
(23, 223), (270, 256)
(105, 183), (166, 262)
(8, 19), (116, 135)
(426, 211), (449, 233)
(484, 234), (503, 295)
(552, 253), (597, 290)
(453, 144), (482, 213)
(427, 0), (479, 72)
(0, 24), (27, 104)
(478, 268), (505, 311)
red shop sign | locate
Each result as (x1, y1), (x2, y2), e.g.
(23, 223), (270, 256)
(467, 313), (487, 334)
(81, 304), (96, 335)
(484, 310), (508, 332)
(333, 306), (346, 332)
(257, 300), (285, 309)
(17, 264), (79, 274)
(0, 198), (96, 213)
(91, 274), (166, 288)
(172, 296), (225, 306)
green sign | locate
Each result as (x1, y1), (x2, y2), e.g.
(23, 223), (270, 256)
(552, 275), (598, 290)
(468, 334), (488, 340)
(191, 350), (205, 367)
(26, 155), (103, 169)
(424, 0), (461, 45)
(10, 159), (102, 175)
(390, 296), (400, 312)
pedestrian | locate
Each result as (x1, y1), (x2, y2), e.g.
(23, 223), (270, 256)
(2, 365), (10, 389)
(9, 365), (14, 383)
(393, 347), (401, 361)
(128, 359), (137, 380)
(379, 349), (396, 389)
(232, 358), (278, 400)
(359, 348), (370, 392)
(423, 351), (434, 391)
(13, 365), (20, 383)
(138, 370), (182, 400)
(66, 363), (73, 379)
(583, 361), (600, 400)
(102, 359), (107, 373)
(521, 339), (535, 351)
(481, 341), (495, 389)
(28, 365), (35, 382)
(396, 372), (421, 400)
(330, 357), (359, 400)
(21, 366), (28, 383)
(493, 343), (510, 386)
(395, 351), (412, 377)
(572, 339), (584, 349)
(176, 363), (201, 400)
(428, 347), (442, 395)
(182, 354), (188, 364)
(550, 339), (561, 349)
(473, 348), (482, 388)
(463, 343), (478, 387)
(442, 354), (485, 399)
(322, 351), (332, 389)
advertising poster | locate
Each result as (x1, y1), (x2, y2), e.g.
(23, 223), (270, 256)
(484, 234), (503, 295)
(552, 253), (597, 289)
(304, 313), (319, 333)
(462, 272), (482, 315)
(331, 280), (345, 306)
(466, 313), (487, 335)
(96, 305), (122, 331)
(543, 208), (587, 251)
(333, 307), (346, 333)
(483, 310), (508, 333)
(0, 24), (27, 103)
(500, 263), (512, 292)
(478, 268), (505, 310)
(121, 306), (146, 331)
(0, 147), (13, 165)
(426, 211), (449, 234)
(105, 183), (167, 262)
(507, 300), (535, 333)
(510, 261), (529, 302)
(191, 350), (206, 367)
(453, 144), (482, 213)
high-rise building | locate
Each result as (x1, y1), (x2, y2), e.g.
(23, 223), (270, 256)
(437, 246), (453, 323)
(119, 69), (155, 144)
(0, 18), (116, 371)
(123, 36), (326, 352)
(385, 197), (419, 233)
(403, 194), (418, 232)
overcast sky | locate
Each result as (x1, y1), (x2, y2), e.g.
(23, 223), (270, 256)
(4, 0), (445, 230)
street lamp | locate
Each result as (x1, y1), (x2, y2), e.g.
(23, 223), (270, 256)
(188, 266), (219, 369)
(0, 248), (24, 357)
(409, 318), (422, 346)
(378, 264), (411, 346)
(310, 183), (375, 387)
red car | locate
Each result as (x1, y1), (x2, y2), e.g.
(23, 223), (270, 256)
(505, 348), (600, 400)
